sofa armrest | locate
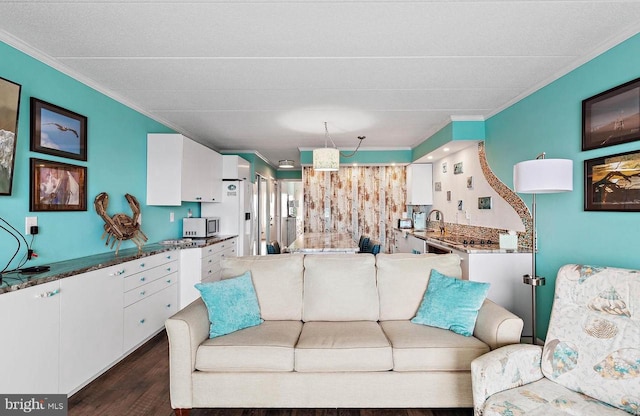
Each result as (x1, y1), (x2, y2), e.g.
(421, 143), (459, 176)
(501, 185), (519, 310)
(473, 299), (524, 350)
(165, 298), (210, 409)
(471, 344), (543, 415)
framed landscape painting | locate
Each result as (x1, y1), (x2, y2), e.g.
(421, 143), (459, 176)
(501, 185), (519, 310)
(0, 76), (22, 195)
(582, 77), (640, 151)
(31, 97), (87, 161)
(584, 150), (640, 212)
(30, 158), (87, 211)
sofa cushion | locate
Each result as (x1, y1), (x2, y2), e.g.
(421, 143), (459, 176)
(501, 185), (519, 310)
(294, 321), (393, 372)
(220, 254), (304, 320)
(481, 377), (629, 416)
(195, 320), (303, 372)
(411, 269), (490, 336)
(302, 254), (378, 321)
(195, 271), (263, 338)
(380, 320), (489, 371)
(376, 253), (462, 320)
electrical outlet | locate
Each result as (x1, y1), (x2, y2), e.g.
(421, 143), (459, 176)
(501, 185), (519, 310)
(25, 216), (38, 235)
(170, 212), (175, 222)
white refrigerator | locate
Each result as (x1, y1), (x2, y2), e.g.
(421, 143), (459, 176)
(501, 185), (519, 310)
(201, 180), (254, 256)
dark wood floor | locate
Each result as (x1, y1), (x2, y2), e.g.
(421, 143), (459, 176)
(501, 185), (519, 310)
(68, 331), (473, 416)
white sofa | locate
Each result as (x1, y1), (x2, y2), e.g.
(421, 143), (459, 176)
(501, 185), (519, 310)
(165, 253), (524, 415)
(471, 264), (640, 415)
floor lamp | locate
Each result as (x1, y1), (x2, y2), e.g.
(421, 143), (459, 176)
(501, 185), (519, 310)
(513, 153), (573, 344)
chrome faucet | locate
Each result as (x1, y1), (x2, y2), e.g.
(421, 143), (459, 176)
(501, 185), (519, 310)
(427, 209), (445, 234)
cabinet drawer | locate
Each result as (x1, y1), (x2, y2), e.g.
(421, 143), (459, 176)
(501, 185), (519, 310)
(220, 245), (237, 259)
(201, 251), (224, 269)
(124, 272), (177, 307)
(123, 284), (178, 352)
(201, 263), (222, 282)
(123, 260), (178, 292)
(113, 251), (178, 278)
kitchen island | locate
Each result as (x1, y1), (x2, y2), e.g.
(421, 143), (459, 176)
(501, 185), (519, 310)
(285, 232), (359, 254)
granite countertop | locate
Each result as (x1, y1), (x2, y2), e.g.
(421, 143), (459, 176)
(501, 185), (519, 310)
(0, 235), (237, 295)
(397, 228), (531, 254)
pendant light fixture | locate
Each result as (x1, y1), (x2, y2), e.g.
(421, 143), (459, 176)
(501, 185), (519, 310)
(312, 122), (365, 171)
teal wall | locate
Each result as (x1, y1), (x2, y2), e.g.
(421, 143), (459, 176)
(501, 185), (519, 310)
(276, 169), (302, 180)
(0, 41), (197, 268)
(484, 32), (640, 337)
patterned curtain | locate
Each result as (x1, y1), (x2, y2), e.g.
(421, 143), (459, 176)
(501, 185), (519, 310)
(303, 166), (406, 253)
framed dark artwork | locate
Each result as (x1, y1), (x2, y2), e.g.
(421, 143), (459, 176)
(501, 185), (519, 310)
(478, 196), (492, 210)
(454, 162), (463, 174)
(584, 150), (640, 212)
(0, 76), (22, 195)
(30, 158), (87, 211)
(31, 98), (87, 161)
(467, 176), (473, 189)
(582, 77), (640, 151)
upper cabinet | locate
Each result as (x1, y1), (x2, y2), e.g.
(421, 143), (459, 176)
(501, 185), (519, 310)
(406, 163), (433, 206)
(147, 134), (222, 205)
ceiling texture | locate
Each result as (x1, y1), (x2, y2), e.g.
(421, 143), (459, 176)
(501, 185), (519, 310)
(1, 1), (640, 168)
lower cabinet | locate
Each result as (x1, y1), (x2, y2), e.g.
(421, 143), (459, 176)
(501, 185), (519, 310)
(59, 265), (124, 394)
(0, 281), (60, 394)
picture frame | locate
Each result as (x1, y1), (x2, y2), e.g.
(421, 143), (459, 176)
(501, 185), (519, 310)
(0, 76), (22, 196)
(30, 158), (87, 211)
(454, 162), (463, 174)
(466, 176), (473, 189)
(31, 97), (87, 161)
(584, 150), (640, 212)
(434, 181), (442, 191)
(457, 200), (463, 210)
(442, 162), (447, 173)
(446, 191), (451, 201)
(582, 77), (640, 151)
(478, 196), (492, 210)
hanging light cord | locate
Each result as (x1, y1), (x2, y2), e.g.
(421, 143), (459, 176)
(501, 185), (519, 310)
(323, 122), (366, 158)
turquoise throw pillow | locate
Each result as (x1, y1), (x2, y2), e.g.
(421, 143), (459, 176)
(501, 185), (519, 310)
(195, 271), (263, 338)
(411, 270), (490, 337)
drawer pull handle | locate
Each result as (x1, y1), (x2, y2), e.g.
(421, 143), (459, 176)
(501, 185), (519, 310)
(166, 279), (172, 284)
(139, 319), (145, 324)
(140, 277), (146, 282)
(140, 291), (146, 296)
(167, 267), (172, 272)
(166, 304), (172, 308)
(38, 289), (60, 298)
(110, 269), (126, 276)
(166, 255), (172, 259)
(140, 263), (145, 268)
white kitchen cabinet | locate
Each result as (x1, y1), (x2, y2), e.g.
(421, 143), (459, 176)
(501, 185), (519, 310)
(407, 233), (426, 253)
(393, 229), (413, 253)
(59, 264), (125, 394)
(454, 249), (533, 338)
(406, 163), (433, 205)
(179, 237), (238, 308)
(147, 133), (223, 205)
(0, 281), (60, 394)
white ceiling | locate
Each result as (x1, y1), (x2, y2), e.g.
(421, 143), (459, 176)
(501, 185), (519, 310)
(1, 1), (640, 168)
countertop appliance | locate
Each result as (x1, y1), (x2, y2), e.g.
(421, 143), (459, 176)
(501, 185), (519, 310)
(412, 212), (427, 230)
(397, 218), (413, 229)
(183, 217), (220, 238)
(201, 179), (254, 256)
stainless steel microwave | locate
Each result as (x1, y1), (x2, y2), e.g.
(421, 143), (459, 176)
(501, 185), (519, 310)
(183, 217), (220, 238)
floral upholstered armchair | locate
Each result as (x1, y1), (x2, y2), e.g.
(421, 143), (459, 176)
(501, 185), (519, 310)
(471, 264), (640, 415)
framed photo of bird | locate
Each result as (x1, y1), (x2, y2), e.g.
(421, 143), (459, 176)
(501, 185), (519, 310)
(30, 158), (87, 212)
(31, 97), (87, 161)
(584, 150), (640, 212)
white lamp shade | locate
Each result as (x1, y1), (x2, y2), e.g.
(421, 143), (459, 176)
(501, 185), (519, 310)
(513, 158), (573, 194)
(313, 147), (339, 171)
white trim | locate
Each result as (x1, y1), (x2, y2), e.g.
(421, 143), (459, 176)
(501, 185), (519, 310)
(450, 115), (485, 122)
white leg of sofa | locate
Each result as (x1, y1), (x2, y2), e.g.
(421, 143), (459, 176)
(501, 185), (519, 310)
(165, 298), (210, 413)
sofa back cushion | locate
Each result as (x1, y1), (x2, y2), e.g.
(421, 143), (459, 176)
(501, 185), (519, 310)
(376, 253), (462, 320)
(542, 264), (640, 414)
(303, 254), (378, 321)
(220, 255), (304, 320)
